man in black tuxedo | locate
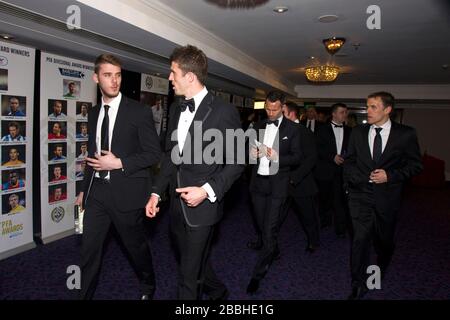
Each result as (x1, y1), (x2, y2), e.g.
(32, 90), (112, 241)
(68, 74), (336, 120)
(246, 92), (301, 294)
(315, 103), (352, 237)
(75, 54), (161, 300)
(344, 92), (422, 299)
(278, 102), (320, 253)
(146, 45), (243, 300)
(300, 105), (323, 133)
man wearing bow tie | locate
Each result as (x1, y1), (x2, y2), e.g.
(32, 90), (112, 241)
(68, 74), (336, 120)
(344, 92), (422, 299)
(315, 103), (352, 237)
(246, 91), (301, 294)
(145, 45), (243, 300)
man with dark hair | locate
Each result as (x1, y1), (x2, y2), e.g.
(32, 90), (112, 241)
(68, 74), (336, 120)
(48, 122), (66, 139)
(77, 143), (88, 160)
(279, 101), (320, 253)
(246, 92), (301, 294)
(76, 54), (161, 300)
(49, 100), (66, 119)
(7, 97), (25, 117)
(77, 103), (89, 120)
(316, 103), (352, 236)
(2, 121), (25, 142)
(3, 147), (24, 166)
(344, 92), (422, 299)
(50, 144), (66, 161)
(76, 122), (88, 139)
(300, 105), (322, 133)
(146, 44), (243, 300)
(75, 53), (161, 300)
(51, 165), (67, 182)
(2, 170), (25, 190)
(64, 81), (77, 98)
(49, 186), (66, 202)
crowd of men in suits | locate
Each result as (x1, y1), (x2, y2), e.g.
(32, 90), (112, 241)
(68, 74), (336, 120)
(244, 91), (422, 299)
(75, 44), (422, 301)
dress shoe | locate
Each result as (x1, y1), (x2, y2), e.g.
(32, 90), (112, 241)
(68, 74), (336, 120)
(208, 289), (229, 301)
(247, 239), (262, 250)
(347, 286), (368, 300)
(305, 245), (317, 254)
(140, 293), (154, 300)
(246, 278), (260, 295)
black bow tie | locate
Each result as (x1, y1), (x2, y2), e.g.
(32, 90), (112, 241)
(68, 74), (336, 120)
(180, 98), (195, 113)
(266, 119), (279, 127)
(332, 122), (343, 128)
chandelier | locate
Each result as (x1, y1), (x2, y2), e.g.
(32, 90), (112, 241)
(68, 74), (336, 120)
(205, 0), (269, 9)
(305, 65), (340, 82)
(323, 37), (346, 55)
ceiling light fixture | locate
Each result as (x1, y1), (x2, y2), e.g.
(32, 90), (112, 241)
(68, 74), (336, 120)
(0, 34), (13, 40)
(323, 37), (346, 55)
(273, 6), (288, 13)
(205, 0), (269, 9)
(318, 15), (339, 23)
(305, 65), (340, 82)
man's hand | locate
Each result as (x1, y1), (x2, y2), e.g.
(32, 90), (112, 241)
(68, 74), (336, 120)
(176, 186), (207, 207)
(334, 154), (345, 165)
(370, 169), (388, 184)
(145, 195), (160, 218)
(266, 147), (279, 162)
(250, 146), (264, 160)
(86, 150), (122, 171)
(75, 191), (84, 209)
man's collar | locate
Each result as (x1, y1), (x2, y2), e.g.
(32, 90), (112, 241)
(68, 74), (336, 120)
(102, 92), (122, 109)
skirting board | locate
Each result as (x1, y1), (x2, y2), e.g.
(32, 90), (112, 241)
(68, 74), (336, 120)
(41, 229), (75, 245)
(0, 242), (36, 261)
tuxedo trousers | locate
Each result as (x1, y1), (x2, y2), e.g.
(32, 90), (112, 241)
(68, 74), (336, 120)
(79, 178), (155, 299)
(348, 191), (397, 288)
(250, 175), (287, 279)
(170, 198), (226, 300)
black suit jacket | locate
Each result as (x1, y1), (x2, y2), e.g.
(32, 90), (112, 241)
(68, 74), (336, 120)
(343, 121), (423, 213)
(300, 119), (324, 133)
(315, 122), (352, 181)
(153, 92), (244, 227)
(249, 117), (302, 198)
(82, 96), (161, 211)
(289, 123), (318, 197)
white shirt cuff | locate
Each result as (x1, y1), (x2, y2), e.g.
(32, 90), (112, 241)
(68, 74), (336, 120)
(202, 183), (217, 203)
(151, 193), (161, 201)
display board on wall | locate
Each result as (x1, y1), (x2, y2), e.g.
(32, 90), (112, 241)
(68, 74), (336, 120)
(0, 41), (35, 260)
(39, 52), (96, 243)
(140, 74), (169, 137)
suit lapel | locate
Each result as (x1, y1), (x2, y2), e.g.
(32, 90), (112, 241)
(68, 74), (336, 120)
(326, 123), (338, 155)
(89, 105), (101, 156)
(361, 124), (374, 165)
(110, 96), (127, 152)
(378, 121), (397, 165)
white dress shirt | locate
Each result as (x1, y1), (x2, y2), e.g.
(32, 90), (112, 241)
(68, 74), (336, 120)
(95, 92), (121, 179)
(257, 115), (283, 176)
(331, 122), (344, 155)
(368, 119), (391, 158)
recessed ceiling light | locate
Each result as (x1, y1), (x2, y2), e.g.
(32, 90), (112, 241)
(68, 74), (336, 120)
(273, 6), (288, 13)
(318, 15), (339, 23)
(0, 34), (13, 40)
(310, 56), (315, 59)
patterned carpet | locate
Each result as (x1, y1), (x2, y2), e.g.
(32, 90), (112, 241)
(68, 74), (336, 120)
(1, 179), (449, 300)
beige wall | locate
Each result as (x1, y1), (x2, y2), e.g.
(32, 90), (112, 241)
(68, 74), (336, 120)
(402, 108), (450, 180)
